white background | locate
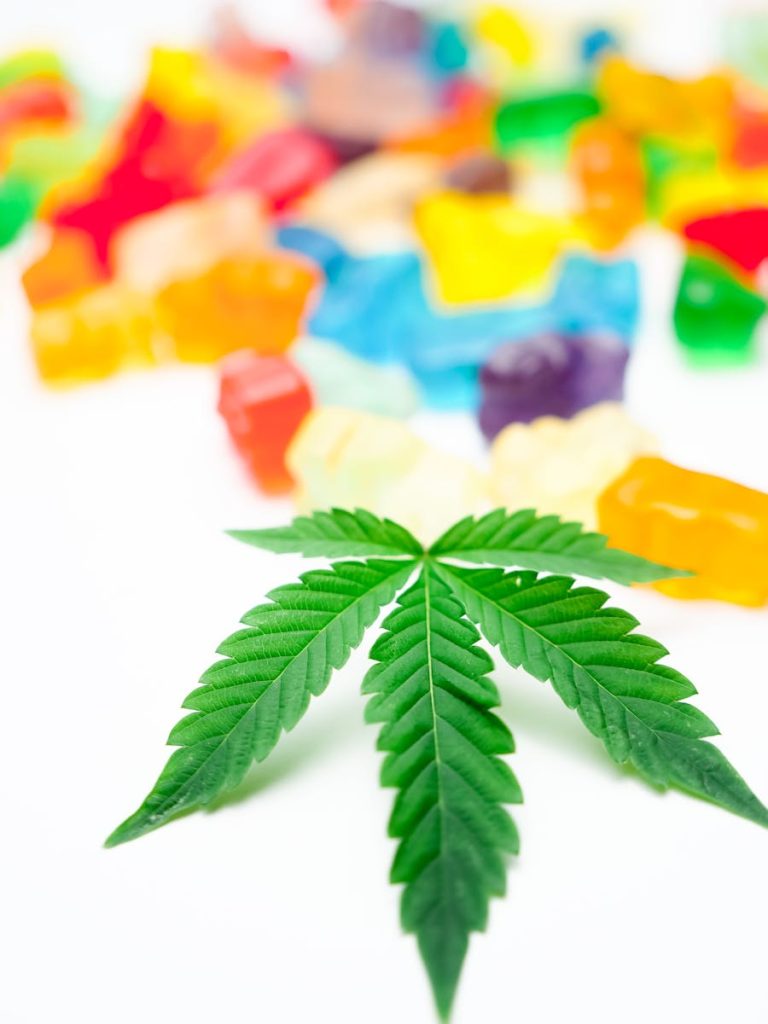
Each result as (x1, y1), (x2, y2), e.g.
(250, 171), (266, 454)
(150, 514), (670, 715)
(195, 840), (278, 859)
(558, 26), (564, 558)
(1, 3), (767, 1023)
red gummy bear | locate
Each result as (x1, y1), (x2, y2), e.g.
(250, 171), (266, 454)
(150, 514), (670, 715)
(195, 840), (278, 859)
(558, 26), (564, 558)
(210, 128), (337, 212)
(52, 100), (219, 265)
(218, 351), (313, 494)
(683, 207), (768, 275)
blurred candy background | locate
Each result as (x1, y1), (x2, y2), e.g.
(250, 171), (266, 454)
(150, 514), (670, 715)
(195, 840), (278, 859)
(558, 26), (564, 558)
(1, 2), (767, 1023)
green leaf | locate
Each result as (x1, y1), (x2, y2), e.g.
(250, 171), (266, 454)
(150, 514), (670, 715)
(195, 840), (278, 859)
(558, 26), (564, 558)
(437, 563), (768, 828)
(429, 509), (692, 584)
(228, 507), (423, 558)
(106, 558), (416, 847)
(363, 566), (522, 1020)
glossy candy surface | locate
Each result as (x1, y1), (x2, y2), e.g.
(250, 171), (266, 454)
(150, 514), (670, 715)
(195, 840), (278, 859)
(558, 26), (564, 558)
(287, 407), (488, 543)
(673, 254), (767, 366)
(218, 351), (312, 494)
(479, 330), (629, 439)
(598, 456), (768, 606)
(155, 252), (318, 362)
(491, 402), (657, 528)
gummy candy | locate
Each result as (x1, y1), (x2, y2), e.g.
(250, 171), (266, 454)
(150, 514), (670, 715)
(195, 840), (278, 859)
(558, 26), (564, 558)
(552, 253), (639, 340)
(474, 6), (535, 71)
(110, 192), (268, 294)
(682, 208), (768, 277)
(22, 227), (105, 307)
(569, 116), (645, 250)
(0, 175), (38, 246)
(210, 128), (337, 212)
(414, 191), (572, 303)
(597, 456), (768, 606)
(218, 351), (312, 494)
(494, 90), (600, 158)
(155, 252), (319, 363)
(287, 407), (488, 543)
(427, 21), (469, 75)
(673, 254), (767, 367)
(580, 27), (619, 66)
(597, 57), (733, 148)
(490, 403), (657, 528)
(479, 330), (629, 440)
(297, 151), (440, 248)
(31, 284), (155, 384)
(276, 224), (349, 282)
(442, 150), (512, 194)
(292, 339), (420, 418)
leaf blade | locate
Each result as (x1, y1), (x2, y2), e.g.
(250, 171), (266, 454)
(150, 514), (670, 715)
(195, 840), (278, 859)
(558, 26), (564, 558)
(106, 558), (416, 847)
(364, 566), (522, 1019)
(437, 563), (768, 828)
(430, 509), (692, 584)
(228, 507), (423, 558)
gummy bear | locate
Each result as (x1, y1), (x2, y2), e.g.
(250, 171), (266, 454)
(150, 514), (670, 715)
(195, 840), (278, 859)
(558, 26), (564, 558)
(276, 224), (349, 282)
(442, 150), (512, 194)
(491, 403), (657, 528)
(569, 116), (645, 250)
(110, 192), (268, 294)
(31, 283), (156, 384)
(286, 407), (488, 543)
(155, 252), (319, 363)
(479, 330), (629, 440)
(210, 128), (337, 212)
(494, 90), (600, 160)
(0, 175), (38, 247)
(414, 191), (572, 304)
(552, 253), (639, 340)
(22, 227), (105, 307)
(218, 351), (312, 494)
(297, 151), (440, 249)
(682, 208), (768, 277)
(673, 254), (767, 367)
(597, 456), (768, 606)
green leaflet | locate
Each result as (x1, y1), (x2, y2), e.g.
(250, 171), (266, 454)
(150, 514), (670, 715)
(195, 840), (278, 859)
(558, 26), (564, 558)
(437, 563), (768, 828)
(363, 567), (522, 1020)
(228, 507), (423, 559)
(106, 558), (416, 847)
(430, 509), (692, 584)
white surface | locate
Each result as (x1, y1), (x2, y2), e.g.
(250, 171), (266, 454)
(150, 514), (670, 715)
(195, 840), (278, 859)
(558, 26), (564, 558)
(2, 3), (768, 1024)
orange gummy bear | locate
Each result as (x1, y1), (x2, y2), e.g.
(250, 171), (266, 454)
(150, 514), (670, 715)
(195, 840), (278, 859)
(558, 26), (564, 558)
(31, 283), (156, 384)
(154, 252), (318, 363)
(597, 456), (768, 606)
(22, 227), (106, 308)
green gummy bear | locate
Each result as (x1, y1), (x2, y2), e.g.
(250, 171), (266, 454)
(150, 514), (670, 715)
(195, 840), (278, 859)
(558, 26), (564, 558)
(494, 88), (600, 162)
(673, 254), (767, 367)
(0, 176), (39, 247)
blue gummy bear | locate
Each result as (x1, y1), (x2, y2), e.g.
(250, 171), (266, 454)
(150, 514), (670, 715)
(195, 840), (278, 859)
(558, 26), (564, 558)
(309, 251), (419, 364)
(551, 254), (640, 341)
(276, 224), (349, 283)
(427, 21), (469, 75)
(580, 27), (620, 65)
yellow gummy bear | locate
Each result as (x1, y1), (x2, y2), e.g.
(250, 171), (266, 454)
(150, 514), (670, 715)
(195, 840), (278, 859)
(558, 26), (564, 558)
(31, 283), (156, 385)
(474, 6), (536, 67)
(415, 191), (573, 305)
(490, 403), (658, 529)
(287, 408), (489, 544)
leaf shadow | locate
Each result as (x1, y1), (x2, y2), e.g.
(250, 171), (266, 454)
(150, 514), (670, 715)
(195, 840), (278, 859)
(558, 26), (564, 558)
(204, 697), (361, 817)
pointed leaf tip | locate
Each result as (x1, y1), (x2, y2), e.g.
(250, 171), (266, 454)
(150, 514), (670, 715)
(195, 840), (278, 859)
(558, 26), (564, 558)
(226, 508), (423, 558)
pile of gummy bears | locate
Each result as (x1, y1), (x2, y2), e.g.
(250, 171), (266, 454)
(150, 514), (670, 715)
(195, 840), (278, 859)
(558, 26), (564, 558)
(3, 2), (768, 606)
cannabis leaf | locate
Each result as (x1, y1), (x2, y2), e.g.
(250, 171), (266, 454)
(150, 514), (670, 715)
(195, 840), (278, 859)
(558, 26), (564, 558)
(106, 558), (416, 847)
(229, 507), (423, 558)
(109, 507), (767, 1021)
(437, 564), (768, 827)
(430, 509), (693, 584)
(363, 567), (522, 1020)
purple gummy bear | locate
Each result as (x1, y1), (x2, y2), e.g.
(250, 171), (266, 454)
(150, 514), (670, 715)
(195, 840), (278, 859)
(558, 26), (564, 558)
(479, 331), (629, 440)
